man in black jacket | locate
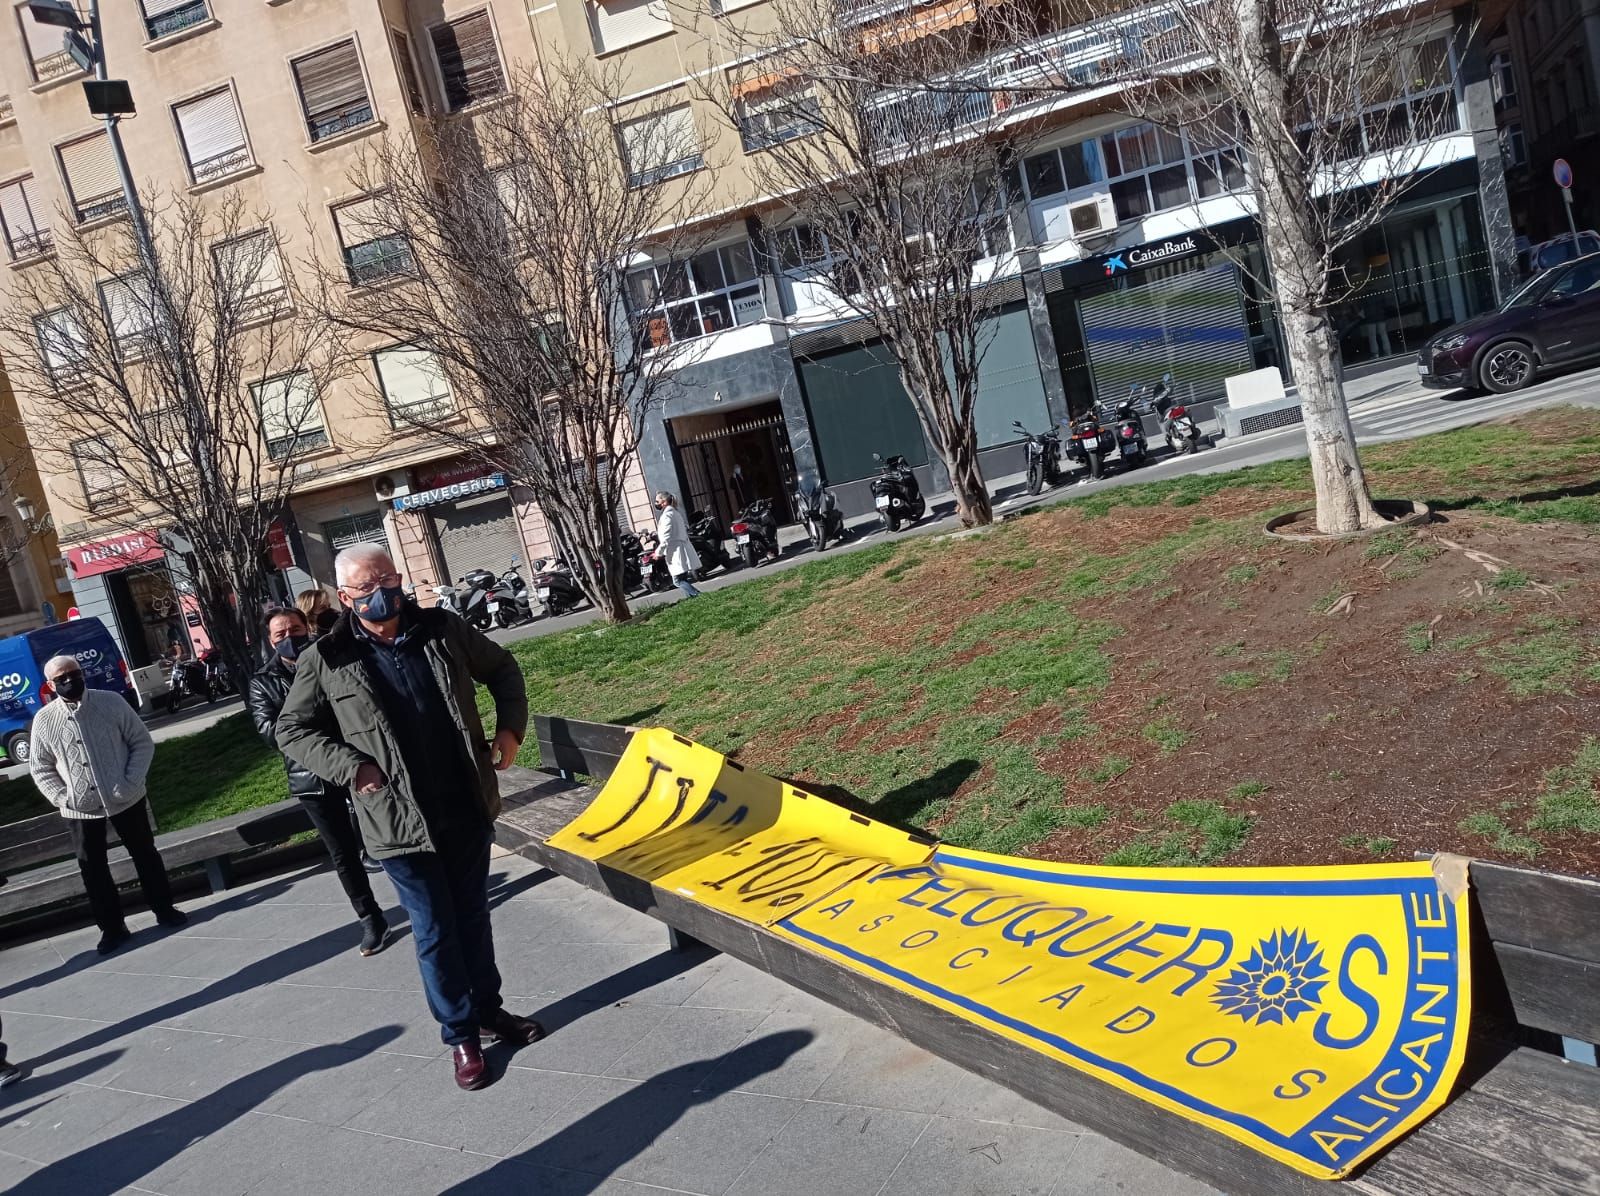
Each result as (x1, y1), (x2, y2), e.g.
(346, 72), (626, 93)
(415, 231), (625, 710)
(248, 607), (389, 956)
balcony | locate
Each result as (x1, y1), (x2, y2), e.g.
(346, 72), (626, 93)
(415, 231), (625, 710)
(628, 154), (704, 188)
(145, 0), (209, 40)
(76, 194), (128, 224)
(309, 101), (375, 143)
(343, 236), (413, 286)
(0, 95), (13, 124)
(190, 144), (253, 186)
(31, 51), (81, 85)
(7, 229), (53, 260)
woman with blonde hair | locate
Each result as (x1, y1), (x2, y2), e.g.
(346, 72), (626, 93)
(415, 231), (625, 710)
(296, 588), (340, 635)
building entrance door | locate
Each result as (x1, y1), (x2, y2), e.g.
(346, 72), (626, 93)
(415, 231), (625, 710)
(668, 400), (797, 527)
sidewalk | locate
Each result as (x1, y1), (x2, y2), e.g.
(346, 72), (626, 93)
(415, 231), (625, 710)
(0, 852), (1216, 1195)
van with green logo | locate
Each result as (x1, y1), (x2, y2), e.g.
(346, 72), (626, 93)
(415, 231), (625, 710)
(0, 617), (138, 764)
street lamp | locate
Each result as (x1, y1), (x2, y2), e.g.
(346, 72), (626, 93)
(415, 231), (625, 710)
(12, 495), (53, 537)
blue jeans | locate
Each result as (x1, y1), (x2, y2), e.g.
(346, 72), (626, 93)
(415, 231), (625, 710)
(673, 573), (701, 598)
(381, 823), (502, 1046)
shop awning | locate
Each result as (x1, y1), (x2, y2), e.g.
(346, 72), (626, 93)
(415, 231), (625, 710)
(860, 0), (998, 54)
(730, 67), (800, 101)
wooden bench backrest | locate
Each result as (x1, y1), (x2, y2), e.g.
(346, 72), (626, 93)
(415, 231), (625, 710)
(0, 812), (71, 874)
(528, 715), (1599, 1048)
(532, 715), (635, 781)
(1468, 859), (1600, 1046)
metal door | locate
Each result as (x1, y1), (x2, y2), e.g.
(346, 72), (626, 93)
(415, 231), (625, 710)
(429, 492), (523, 584)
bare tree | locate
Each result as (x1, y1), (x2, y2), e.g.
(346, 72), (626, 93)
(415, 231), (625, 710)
(304, 60), (717, 623)
(805, 0), (1468, 532)
(707, 0), (1030, 527)
(0, 192), (338, 684)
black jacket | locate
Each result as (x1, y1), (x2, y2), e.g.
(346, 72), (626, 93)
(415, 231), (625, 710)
(247, 655), (344, 800)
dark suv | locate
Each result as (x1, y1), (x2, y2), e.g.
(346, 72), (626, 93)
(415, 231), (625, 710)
(1418, 253), (1600, 394)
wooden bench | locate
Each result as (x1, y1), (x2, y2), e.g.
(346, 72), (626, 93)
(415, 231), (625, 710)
(0, 799), (313, 926)
(501, 716), (1600, 1195)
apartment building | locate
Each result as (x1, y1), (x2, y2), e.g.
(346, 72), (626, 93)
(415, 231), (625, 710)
(0, 366), (72, 634)
(0, 0), (652, 667)
(526, 0), (1520, 520)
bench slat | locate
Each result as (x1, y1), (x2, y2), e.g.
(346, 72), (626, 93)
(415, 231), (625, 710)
(1469, 860), (1600, 963)
(1493, 942), (1600, 1046)
(0, 813), (70, 874)
(532, 715), (634, 781)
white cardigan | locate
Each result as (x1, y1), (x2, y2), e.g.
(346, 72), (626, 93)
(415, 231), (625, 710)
(30, 690), (155, 820)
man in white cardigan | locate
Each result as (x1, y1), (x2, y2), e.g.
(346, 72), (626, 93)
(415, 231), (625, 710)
(31, 654), (184, 955)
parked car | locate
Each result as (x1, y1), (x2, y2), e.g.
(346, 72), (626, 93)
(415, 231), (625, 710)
(1418, 252), (1600, 394)
(1527, 230), (1600, 274)
(0, 617), (138, 764)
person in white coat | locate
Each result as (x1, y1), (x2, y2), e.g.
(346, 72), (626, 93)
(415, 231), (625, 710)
(654, 492), (702, 598)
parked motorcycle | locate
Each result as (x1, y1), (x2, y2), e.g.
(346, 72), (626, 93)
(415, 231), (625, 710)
(615, 533), (645, 594)
(531, 556), (586, 618)
(1062, 408), (1115, 482)
(450, 567), (497, 630)
(164, 655), (210, 715)
(730, 498), (780, 568)
(1013, 419), (1067, 495)
(1109, 387), (1150, 469)
(870, 454), (926, 532)
(200, 648), (232, 701)
(489, 567), (535, 628)
(636, 529), (674, 593)
(687, 509), (730, 572)
(1148, 373), (1205, 455)
(794, 476), (847, 551)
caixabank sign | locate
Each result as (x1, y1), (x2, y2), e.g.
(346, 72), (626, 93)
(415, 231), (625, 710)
(548, 729), (1472, 1180)
(1102, 234), (1203, 276)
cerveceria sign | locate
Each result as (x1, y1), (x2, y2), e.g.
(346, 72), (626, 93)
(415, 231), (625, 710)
(393, 473), (508, 512)
(1102, 234), (1202, 276)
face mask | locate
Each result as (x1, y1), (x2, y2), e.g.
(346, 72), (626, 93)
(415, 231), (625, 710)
(274, 634), (312, 663)
(54, 672), (86, 701)
(351, 584), (406, 623)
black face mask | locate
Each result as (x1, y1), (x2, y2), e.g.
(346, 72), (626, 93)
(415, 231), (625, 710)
(274, 635), (312, 664)
(54, 672), (86, 701)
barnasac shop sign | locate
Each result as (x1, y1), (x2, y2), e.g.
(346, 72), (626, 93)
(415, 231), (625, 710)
(66, 530), (166, 579)
(548, 729), (1472, 1179)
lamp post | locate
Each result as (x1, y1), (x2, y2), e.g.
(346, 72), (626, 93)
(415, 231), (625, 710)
(12, 495), (52, 536)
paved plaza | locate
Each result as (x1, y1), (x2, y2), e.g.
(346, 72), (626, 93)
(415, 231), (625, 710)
(0, 851), (1216, 1195)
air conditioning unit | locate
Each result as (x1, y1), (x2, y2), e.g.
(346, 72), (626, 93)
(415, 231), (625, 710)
(1067, 193), (1118, 240)
(373, 474), (397, 501)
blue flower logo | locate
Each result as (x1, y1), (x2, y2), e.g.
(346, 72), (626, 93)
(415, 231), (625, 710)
(1212, 928), (1329, 1026)
(1103, 253), (1127, 276)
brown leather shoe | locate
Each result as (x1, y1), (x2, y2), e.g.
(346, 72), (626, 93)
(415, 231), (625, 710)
(480, 1009), (545, 1047)
(452, 1041), (489, 1090)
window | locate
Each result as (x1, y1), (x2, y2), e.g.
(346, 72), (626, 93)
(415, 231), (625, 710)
(74, 436), (124, 509)
(57, 132), (124, 223)
(589, 0), (672, 54)
(0, 175), (51, 259)
(18, 3), (78, 83)
(374, 345), (452, 424)
(430, 11), (505, 112)
(173, 88), (251, 185)
(34, 307), (88, 382)
(333, 195), (412, 286)
(736, 79), (822, 151)
(291, 39), (375, 143)
(98, 273), (157, 356)
(1022, 139), (1106, 199)
(774, 224), (861, 306)
(252, 372), (329, 460)
(1501, 122), (1527, 168)
(324, 510), (386, 553)
(627, 243), (765, 346)
(140, 0), (209, 41)
(1490, 51), (1517, 111)
(618, 106), (702, 187)
(1100, 124), (1190, 222)
(214, 230), (288, 316)
(392, 30), (428, 115)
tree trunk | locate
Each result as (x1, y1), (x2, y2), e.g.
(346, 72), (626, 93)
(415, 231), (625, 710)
(593, 566), (633, 623)
(948, 437), (993, 528)
(1279, 304), (1382, 533)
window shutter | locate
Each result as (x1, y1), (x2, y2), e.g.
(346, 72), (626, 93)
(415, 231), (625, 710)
(36, 308), (87, 377)
(292, 39), (370, 127)
(175, 89), (247, 173)
(142, 0), (199, 16)
(255, 373), (324, 441)
(392, 30), (427, 114)
(334, 195), (388, 248)
(100, 274), (154, 342)
(620, 106), (696, 173)
(217, 231), (285, 299)
(375, 346), (452, 417)
(431, 11), (504, 111)
(58, 133), (120, 212)
(0, 176), (44, 252)
(591, 0), (672, 52)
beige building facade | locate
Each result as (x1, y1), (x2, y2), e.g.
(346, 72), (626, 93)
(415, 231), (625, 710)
(0, 0), (651, 663)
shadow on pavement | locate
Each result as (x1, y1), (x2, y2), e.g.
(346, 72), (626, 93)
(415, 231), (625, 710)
(5, 1028), (403, 1194)
(442, 1030), (813, 1194)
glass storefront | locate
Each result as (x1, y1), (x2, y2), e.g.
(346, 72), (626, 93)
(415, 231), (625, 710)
(1329, 191), (1498, 365)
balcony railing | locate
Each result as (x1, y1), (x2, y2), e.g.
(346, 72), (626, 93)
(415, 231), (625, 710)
(628, 154), (705, 188)
(308, 101), (375, 143)
(0, 95), (13, 123)
(6, 229), (53, 260)
(267, 426), (330, 462)
(344, 236), (413, 285)
(190, 145), (253, 185)
(75, 193), (128, 224)
(31, 50), (80, 84)
(144, 0), (209, 40)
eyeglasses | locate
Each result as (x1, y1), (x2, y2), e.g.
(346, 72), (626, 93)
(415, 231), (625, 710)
(338, 572), (401, 599)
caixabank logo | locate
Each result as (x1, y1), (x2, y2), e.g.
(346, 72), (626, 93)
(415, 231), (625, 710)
(1103, 234), (1200, 276)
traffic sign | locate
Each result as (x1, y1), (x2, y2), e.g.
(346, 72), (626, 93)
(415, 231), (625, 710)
(1554, 158), (1574, 189)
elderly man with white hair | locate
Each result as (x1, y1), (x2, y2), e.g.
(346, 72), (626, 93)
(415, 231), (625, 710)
(276, 543), (540, 1091)
(31, 653), (184, 955)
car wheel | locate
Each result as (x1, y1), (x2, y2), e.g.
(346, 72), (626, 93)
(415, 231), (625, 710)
(1479, 341), (1536, 394)
(5, 730), (29, 764)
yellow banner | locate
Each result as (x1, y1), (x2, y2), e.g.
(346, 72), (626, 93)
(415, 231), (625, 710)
(547, 730), (1472, 1179)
